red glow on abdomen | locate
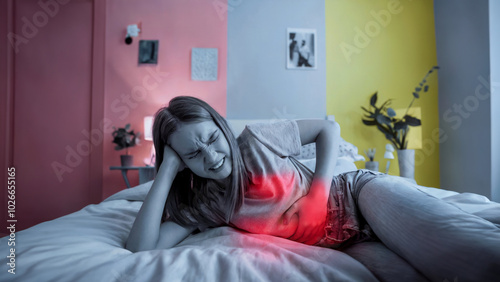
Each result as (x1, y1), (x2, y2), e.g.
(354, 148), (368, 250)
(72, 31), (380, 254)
(245, 172), (295, 200)
(231, 172), (306, 239)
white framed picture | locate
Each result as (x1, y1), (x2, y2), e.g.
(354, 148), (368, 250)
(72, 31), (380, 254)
(287, 28), (317, 70)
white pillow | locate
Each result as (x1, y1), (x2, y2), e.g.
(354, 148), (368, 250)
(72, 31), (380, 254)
(297, 156), (357, 175)
(338, 138), (366, 162)
(298, 138), (365, 162)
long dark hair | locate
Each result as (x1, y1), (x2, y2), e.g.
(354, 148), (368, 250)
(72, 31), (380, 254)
(152, 96), (247, 228)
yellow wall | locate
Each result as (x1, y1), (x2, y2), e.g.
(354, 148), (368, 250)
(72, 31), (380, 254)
(326, 0), (440, 187)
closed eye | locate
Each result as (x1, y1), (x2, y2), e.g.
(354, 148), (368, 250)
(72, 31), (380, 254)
(187, 131), (219, 159)
(209, 133), (220, 145)
(188, 151), (200, 159)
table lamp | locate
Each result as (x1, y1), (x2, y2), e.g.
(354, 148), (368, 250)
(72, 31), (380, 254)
(143, 116), (155, 166)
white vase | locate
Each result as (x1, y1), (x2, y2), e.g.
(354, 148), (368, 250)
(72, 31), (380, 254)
(397, 149), (415, 179)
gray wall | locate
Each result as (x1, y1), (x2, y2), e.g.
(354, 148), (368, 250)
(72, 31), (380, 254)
(490, 0), (500, 202)
(227, 0), (326, 119)
(434, 0), (494, 197)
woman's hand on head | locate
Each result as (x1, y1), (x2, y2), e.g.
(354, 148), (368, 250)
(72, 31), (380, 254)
(163, 144), (186, 172)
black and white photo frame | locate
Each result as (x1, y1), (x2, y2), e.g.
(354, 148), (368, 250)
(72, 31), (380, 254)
(287, 28), (317, 70)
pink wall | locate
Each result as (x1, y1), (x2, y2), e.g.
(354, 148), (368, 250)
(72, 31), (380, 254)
(103, 0), (228, 198)
(0, 0), (226, 232)
(0, 0), (10, 236)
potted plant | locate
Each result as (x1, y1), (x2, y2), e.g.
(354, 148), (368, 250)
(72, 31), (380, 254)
(361, 66), (439, 178)
(112, 124), (141, 167)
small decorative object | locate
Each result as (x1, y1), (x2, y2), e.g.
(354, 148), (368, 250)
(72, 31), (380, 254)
(364, 148), (378, 172)
(287, 28), (317, 69)
(191, 48), (218, 81)
(112, 124), (141, 167)
(383, 144), (395, 174)
(361, 66), (439, 179)
(125, 24), (141, 45)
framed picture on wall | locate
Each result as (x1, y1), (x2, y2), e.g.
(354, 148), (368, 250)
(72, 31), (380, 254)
(287, 28), (317, 70)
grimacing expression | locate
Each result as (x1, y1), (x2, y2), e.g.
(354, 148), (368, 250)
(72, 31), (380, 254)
(168, 121), (232, 180)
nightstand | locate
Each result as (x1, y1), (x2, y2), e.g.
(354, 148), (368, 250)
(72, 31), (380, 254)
(110, 166), (156, 188)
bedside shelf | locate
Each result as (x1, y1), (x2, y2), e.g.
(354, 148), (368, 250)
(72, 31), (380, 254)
(110, 166), (156, 188)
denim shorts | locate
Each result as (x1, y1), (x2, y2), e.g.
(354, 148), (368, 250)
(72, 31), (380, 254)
(315, 169), (385, 249)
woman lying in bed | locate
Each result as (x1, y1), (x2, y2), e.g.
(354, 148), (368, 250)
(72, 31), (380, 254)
(126, 96), (500, 281)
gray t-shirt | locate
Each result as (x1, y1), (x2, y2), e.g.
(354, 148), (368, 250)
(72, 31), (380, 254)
(230, 120), (378, 248)
(230, 120), (316, 239)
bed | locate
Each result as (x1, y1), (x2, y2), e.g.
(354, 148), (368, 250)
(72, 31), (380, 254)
(1, 120), (499, 282)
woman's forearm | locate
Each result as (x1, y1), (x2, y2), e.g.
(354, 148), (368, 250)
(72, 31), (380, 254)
(285, 120), (341, 244)
(125, 159), (179, 252)
(309, 121), (340, 198)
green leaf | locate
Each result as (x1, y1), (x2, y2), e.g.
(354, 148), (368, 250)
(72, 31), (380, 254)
(404, 115), (421, 126)
(424, 85), (429, 92)
(111, 123), (139, 151)
(376, 124), (394, 141)
(394, 121), (408, 131)
(361, 106), (373, 114)
(376, 114), (392, 125)
(387, 108), (396, 117)
(370, 92), (378, 107)
(415, 87), (422, 92)
(376, 125), (389, 135)
(413, 92), (420, 98)
(380, 99), (392, 109)
(362, 119), (378, 126)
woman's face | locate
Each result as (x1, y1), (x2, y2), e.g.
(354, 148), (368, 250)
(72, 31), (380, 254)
(169, 120), (232, 181)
